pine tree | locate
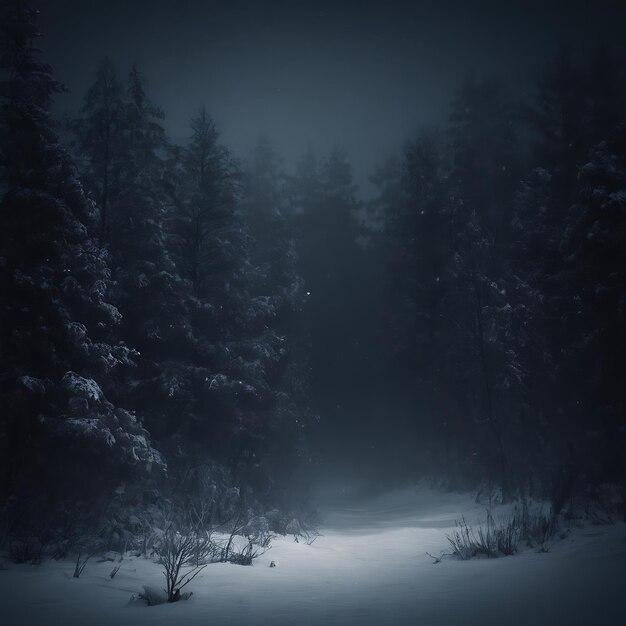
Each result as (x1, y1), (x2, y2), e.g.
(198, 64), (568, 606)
(157, 109), (288, 491)
(0, 2), (162, 531)
(240, 135), (309, 496)
(446, 79), (523, 496)
(170, 106), (238, 298)
(519, 48), (625, 498)
(528, 45), (588, 214)
(380, 81), (525, 494)
(563, 125), (626, 484)
(102, 67), (196, 452)
(73, 57), (125, 246)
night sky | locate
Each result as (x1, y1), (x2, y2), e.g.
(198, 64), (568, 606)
(39, 0), (626, 196)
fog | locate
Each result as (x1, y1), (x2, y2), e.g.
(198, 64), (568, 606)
(1, 1), (625, 623)
(41, 0), (626, 195)
(31, 0), (626, 489)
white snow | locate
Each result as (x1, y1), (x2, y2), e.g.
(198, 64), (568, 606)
(61, 372), (103, 402)
(1, 487), (625, 625)
(63, 418), (115, 446)
(18, 376), (46, 394)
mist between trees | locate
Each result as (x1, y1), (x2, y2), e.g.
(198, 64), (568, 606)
(0, 1), (625, 561)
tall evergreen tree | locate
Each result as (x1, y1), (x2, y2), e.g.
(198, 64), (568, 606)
(239, 135), (309, 496)
(528, 45), (588, 214)
(156, 109), (291, 494)
(563, 125), (626, 486)
(0, 2), (162, 534)
(170, 106), (238, 298)
(379, 80), (526, 494)
(446, 79), (523, 495)
(73, 58), (125, 246)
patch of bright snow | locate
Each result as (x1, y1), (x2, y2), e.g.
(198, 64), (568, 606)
(1, 487), (625, 625)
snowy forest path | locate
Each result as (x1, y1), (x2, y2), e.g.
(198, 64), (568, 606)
(1, 487), (626, 626)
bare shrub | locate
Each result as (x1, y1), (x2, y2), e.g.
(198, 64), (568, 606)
(447, 501), (557, 560)
(447, 510), (513, 559)
(156, 523), (214, 602)
(494, 515), (519, 555)
(473, 511), (498, 558)
(218, 509), (249, 563)
(151, 506), (272, 604)
(201, 508), (271, 565)
(304, 528), (322, 546)
(227, 538), (269, 565)
(109, 546), (125, 579)
(73, 548), (91, 578)
(517, 498), (557, 549)
(447, 516), (480, 560)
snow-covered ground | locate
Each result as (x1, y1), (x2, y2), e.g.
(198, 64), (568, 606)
(1, 487), (625, 625)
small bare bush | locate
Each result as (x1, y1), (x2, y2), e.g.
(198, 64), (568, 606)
(494, 515), (519, 555)
(227, 538), (268, 565)
(447, 502), (557, 560)
(156, 524), (213, 602)
(73, 548), (91, 578)
(517, 498), (557, 549)
(447, 511), (510, 559)
(212, 509), (271, 565)
(447, 516), (480, 560)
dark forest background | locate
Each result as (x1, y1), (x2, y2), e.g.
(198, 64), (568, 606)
(0, 1), (625, 554)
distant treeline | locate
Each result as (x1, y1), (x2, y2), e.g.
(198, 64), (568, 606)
(1, 0), (625, 552)
(374, 46), (626, 506)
